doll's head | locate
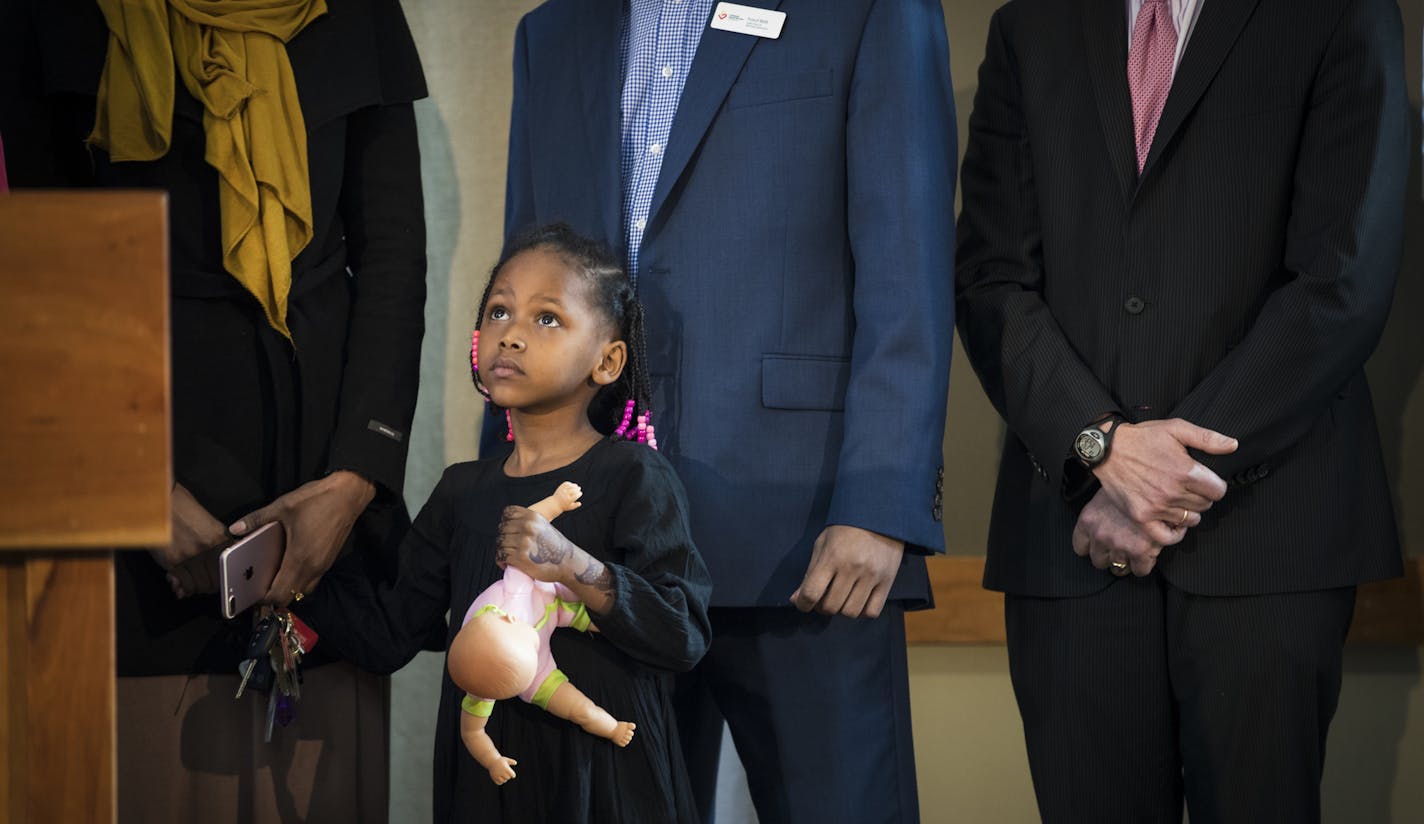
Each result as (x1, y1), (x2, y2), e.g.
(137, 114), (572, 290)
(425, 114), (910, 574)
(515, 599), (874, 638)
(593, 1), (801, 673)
(448, 607), (539, 700)
(469, 223), (657, 448)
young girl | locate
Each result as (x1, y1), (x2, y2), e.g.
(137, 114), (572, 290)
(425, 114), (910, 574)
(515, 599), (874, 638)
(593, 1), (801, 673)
(297, 224), (712, 823)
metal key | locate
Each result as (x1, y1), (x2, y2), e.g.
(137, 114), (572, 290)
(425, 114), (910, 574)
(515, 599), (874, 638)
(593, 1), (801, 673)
(235, 658), (258, 699)
(263, 689), (278, 742)
(277, 612), (302, 700)
(235, 615), (280, 699)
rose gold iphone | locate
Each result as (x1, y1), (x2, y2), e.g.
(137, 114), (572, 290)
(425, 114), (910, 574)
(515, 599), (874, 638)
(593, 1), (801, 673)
(219, 522), (285, 619)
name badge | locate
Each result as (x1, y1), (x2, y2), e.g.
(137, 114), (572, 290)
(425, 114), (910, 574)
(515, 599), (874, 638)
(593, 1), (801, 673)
(709, 3), (786, 39)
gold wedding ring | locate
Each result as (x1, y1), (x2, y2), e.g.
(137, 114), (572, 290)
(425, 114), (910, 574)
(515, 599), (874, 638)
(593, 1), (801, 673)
(1177, 508), (1189, 528)
(1110, 561), (1130, 576)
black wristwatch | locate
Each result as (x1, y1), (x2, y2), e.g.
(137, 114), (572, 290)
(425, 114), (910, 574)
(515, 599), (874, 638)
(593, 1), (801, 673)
(1073, 415), (1126, 468)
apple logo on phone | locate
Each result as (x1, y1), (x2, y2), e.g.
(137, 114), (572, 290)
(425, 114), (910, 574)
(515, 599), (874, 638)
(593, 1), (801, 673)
(244, 566), (254, 581)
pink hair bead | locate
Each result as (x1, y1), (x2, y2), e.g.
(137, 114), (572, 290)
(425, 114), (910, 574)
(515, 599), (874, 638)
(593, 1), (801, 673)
(614, 399), (636, 438)
(505, 409), (514, 442)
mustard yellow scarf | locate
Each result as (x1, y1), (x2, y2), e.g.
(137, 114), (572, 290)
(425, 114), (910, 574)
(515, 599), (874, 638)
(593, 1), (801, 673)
(90, 0), (328, 340)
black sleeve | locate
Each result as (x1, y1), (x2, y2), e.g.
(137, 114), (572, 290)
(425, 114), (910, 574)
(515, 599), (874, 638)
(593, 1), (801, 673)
(325, 99), (428, 498)
(0, 0), (103, 187)
(297, 469), (454, 674)
(585, 452), (713, 674)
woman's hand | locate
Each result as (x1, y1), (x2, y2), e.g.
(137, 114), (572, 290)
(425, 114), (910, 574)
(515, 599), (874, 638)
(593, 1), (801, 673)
(157, 483), (227, 598)
(228, 470), (376, 607)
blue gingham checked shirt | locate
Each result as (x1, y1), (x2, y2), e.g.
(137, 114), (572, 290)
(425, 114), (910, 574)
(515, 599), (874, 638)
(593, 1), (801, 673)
(620, 0), (716, 282)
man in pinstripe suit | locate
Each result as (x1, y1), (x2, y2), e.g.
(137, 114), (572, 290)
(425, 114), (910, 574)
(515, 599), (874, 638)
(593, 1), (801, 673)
(955, 0), (1409, 822)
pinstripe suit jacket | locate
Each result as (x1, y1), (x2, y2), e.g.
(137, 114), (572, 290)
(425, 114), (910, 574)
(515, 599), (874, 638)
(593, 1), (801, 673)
(956, 0), (1409, 598)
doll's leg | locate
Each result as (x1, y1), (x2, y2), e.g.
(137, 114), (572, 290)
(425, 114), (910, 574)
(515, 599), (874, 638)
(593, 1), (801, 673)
(544, 681), (636, 746)
(527, 481), (583, 522)
(460, 706), (519, 785)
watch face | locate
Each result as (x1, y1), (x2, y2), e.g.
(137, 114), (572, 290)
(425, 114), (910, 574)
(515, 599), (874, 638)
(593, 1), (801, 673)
(1075, 431), (1105, 462)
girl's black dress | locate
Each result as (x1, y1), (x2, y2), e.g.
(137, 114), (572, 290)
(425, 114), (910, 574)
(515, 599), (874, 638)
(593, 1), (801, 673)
(301, 438), (712, 823)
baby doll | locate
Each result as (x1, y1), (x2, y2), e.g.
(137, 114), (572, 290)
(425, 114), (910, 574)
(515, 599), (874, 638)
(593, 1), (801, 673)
(447, 481), (636, 785)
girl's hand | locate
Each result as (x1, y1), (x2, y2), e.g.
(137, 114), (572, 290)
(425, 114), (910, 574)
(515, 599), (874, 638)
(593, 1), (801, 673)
(497, 506), (616, 613)
(495, 505), (579, 584)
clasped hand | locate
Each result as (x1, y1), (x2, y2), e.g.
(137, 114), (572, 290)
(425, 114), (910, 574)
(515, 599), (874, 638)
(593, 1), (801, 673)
(1072, 418), (1238, 576)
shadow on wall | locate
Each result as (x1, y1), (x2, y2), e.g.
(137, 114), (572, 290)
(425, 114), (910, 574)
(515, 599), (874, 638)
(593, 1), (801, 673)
(1326, 106), (1424, 824)
(1367, 109), (1424, 558)
(388, 98), (462, 824)
(405, 98), (461, 510)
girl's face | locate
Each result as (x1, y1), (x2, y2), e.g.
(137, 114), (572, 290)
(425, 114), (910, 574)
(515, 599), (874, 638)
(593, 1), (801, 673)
(478, 248), (626, 415)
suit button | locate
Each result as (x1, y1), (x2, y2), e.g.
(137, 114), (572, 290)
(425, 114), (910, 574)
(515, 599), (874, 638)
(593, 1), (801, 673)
(1124, 296), (1146, 314)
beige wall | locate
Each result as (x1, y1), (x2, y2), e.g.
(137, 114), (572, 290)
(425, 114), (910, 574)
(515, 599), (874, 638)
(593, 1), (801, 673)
(397, 2), (1424, 821)
(394, 4), (543, 821)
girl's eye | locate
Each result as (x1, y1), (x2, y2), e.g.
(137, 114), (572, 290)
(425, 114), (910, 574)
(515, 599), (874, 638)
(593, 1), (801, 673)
(488, 306), (508, 321)
(536, 313), (561, 328)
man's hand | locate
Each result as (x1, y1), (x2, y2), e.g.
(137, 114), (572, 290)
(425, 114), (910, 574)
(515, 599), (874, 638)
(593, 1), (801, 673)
(1094, 419), (1237, 532)
(1072, 489), (1188, 577)
(228, 470), (376, 607)
(157, 483), (228, 598)
(790, 525), (904, 619)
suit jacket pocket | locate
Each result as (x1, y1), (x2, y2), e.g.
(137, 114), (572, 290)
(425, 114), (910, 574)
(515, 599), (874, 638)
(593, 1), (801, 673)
(762, 354), (850, 411)
(727, 69), (834, 109)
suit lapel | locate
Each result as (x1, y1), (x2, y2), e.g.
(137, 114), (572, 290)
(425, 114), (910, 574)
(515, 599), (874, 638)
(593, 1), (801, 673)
(572, 1), (625, 248)
(1140, 0), (1261, 176)
(1081, 0), (1137, 204)
(646, 0), (786, 227)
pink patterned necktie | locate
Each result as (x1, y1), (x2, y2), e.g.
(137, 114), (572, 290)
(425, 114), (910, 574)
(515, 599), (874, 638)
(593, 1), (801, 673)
(1127, 0), (1178, 173)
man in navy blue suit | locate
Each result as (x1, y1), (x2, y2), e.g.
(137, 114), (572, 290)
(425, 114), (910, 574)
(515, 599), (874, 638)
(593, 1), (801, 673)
(500, 2), (956, 820)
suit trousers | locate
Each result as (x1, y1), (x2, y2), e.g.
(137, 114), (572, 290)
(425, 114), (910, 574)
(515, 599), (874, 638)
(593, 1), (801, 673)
(675, 605), (918, 824)
(1005, 574), (1355, 824)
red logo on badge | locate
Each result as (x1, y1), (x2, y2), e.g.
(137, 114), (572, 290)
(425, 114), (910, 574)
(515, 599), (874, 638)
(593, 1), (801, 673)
(718, 11), (727, 18)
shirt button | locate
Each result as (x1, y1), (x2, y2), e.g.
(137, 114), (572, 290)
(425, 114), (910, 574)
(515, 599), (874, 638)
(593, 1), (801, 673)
(662, 66), (673, 79)
(649, 143), (662, 156)
(1124, 296), (1145, 314)
(635, 218), (647, 231)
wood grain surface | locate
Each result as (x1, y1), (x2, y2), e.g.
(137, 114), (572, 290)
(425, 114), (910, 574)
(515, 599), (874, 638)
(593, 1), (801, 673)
(0, 192), (171, 549)
(1, 553), (115, 824)
(905, 556), (1424, 645)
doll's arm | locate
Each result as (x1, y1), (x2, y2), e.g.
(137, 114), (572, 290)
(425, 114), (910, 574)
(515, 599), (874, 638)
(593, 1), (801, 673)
(544, 681), (635, 747)
(460, 702), (518, 785)
(526, 482), (582, 522)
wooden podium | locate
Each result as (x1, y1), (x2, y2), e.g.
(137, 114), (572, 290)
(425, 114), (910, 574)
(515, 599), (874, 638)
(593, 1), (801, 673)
(0, 192), (170, 824)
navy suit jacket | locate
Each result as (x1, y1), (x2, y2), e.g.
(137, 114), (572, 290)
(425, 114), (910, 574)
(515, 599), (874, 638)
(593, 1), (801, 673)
(504, 0), (957, 607)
